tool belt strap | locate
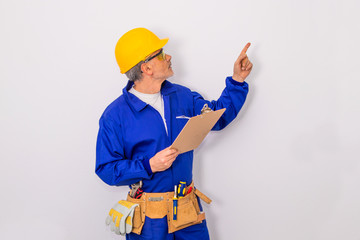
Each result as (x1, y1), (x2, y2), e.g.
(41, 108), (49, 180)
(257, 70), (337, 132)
(194, 188), (212, 204)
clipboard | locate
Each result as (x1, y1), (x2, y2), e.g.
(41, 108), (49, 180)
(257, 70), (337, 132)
(170, 107), (226, 154)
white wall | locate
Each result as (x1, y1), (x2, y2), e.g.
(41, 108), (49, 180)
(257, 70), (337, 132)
(1, 0), (359, 239)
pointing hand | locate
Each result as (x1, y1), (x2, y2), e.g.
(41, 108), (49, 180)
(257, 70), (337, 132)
(232, 42), (253, 82)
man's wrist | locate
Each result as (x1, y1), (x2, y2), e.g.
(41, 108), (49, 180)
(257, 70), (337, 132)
(232, 75), (245, 83)
(149, 157), (157, 173)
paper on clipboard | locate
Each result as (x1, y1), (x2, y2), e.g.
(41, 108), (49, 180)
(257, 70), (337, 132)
(170, 108), (226, 154)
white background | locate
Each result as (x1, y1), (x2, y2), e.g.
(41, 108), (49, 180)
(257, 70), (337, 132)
(1, 0), (359, 239)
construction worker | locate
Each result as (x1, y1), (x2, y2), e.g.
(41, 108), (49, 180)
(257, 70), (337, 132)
(96, 28), (253, 240)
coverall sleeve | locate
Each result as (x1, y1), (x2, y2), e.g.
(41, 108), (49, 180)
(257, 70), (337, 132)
(192, 76), (249, 130)
(95, 116), (152, 186)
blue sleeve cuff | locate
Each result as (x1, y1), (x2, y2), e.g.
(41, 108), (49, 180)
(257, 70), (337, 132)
(227, 76), (247, 86)
(141, 157), (153, 176)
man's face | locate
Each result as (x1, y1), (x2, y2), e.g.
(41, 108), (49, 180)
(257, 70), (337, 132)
(145, 49), (173, 80)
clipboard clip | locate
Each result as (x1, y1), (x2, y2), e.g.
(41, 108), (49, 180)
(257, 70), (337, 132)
(200, 104), (213, 115)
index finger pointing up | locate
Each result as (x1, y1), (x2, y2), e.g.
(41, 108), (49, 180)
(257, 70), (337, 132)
(241, 42), (251, 55)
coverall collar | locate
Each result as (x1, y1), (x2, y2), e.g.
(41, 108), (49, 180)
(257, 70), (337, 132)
(123, 80), (176, 112)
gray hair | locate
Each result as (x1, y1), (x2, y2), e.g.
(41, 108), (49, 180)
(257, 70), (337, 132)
(125, 61), (144, 82)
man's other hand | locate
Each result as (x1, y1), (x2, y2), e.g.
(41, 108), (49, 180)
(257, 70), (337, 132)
(232, 42), (253, 82)
(149, 147), (179, 173)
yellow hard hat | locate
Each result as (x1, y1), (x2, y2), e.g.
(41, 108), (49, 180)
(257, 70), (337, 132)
(115, 28), (169, 74)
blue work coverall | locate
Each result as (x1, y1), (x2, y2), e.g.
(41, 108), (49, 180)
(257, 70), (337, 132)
(96, 77), (248, 239)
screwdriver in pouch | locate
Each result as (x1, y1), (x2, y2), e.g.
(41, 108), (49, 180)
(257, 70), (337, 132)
(173, 185), (178, 220)
(178, 181), (186, 198)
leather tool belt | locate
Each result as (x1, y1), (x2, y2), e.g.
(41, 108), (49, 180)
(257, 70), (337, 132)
(126, 182), (212, 234)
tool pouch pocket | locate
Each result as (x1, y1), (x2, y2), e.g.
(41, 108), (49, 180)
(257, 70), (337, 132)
(126, 194), (145, 235)
(167, 190), (205, 233)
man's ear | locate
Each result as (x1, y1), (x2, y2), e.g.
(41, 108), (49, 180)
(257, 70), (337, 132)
(141, 63), (153, 76)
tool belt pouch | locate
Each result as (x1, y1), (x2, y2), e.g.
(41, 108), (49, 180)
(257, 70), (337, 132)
(167, 189), (207, 233)
(126, 194), (145, 235)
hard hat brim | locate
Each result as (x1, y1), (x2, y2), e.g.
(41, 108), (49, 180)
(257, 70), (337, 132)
(150, 38), (169, 58)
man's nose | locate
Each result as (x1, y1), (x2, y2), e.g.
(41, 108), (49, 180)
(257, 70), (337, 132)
(166, 54), (172, 61)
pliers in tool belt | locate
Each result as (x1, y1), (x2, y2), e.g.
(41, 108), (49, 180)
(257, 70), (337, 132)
(130, 180), (143, 198)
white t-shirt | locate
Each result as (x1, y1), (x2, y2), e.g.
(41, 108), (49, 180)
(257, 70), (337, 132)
(129, 86), (168, 134)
